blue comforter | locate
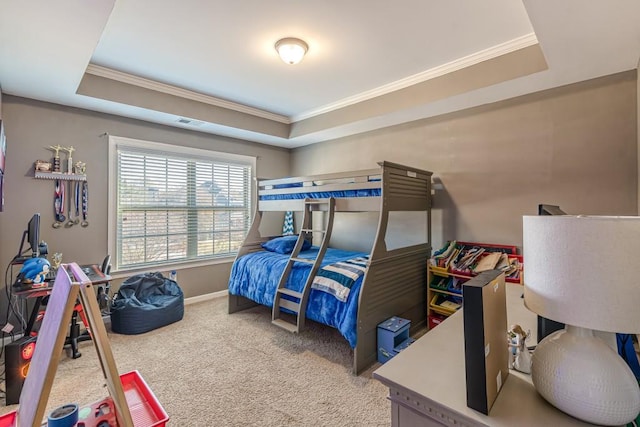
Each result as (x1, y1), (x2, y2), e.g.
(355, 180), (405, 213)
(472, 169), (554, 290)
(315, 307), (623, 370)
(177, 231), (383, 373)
(228, 247), (368, 348)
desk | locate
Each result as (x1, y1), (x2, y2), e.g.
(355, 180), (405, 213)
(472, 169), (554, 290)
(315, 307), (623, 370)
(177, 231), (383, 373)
(373, 283), (609, 427)
(13, 264), (111, 358)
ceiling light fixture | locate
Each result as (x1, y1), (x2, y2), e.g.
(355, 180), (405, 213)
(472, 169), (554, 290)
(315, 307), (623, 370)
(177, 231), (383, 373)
(275, 37), (308, 65)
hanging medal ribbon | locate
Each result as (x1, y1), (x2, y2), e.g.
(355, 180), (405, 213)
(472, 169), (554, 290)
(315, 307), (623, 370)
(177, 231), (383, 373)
(53, 180), (65, 228)
(65, 181), (75, 228)
(74, 181), (81, 224)
(64, 181), (81, 227)
(81, 181), (89, 227)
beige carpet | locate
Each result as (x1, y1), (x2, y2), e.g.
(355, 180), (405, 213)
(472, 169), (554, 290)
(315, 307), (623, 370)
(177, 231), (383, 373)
(1, 296), (391, 426)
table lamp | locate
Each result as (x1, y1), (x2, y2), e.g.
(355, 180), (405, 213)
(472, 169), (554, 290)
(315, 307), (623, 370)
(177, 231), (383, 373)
(523, 215), (640, 426)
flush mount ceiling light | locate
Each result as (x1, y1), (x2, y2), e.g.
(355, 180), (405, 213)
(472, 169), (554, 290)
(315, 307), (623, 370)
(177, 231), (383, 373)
(275, 37), (308, 65)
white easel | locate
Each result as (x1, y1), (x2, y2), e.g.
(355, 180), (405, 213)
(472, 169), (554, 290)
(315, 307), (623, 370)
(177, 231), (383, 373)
(15, 263), (133, 427)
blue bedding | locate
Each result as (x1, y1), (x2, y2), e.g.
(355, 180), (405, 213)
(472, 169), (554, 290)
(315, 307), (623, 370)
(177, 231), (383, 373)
(260, 188), (381, 200)
(228, 247), (368, 348)
(311, 256), (368, 302)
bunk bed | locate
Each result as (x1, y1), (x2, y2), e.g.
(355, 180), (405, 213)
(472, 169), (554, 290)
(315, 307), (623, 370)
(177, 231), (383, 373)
(228, 161), (433, 374)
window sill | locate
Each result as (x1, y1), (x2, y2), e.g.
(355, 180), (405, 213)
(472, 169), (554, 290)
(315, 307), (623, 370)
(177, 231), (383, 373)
(109, 256), (235, 280)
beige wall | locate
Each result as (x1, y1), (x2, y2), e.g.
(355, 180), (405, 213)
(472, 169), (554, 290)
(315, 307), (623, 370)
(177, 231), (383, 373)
(1, 70), (637, 322)
(637, 60), (640, 213)
(0, 96), (289, 304)
(292, 71), (638, 251)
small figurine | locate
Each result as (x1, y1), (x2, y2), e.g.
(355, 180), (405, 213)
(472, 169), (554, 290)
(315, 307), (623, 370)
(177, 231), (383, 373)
(51, 253), (63, 272)
(507, 324), (532, 374)
(74, 161), (86, 175)
(14, 257), (51, 290)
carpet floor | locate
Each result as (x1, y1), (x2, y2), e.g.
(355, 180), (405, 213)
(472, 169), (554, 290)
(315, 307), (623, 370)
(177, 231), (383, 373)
(1, 296), (391, 426)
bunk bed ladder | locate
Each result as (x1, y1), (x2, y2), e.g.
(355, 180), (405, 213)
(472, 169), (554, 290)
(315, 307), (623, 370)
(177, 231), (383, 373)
(272, 197), (336, 333)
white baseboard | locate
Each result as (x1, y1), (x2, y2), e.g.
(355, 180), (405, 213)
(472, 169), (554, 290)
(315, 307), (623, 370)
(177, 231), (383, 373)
(184, 289), (228, 306)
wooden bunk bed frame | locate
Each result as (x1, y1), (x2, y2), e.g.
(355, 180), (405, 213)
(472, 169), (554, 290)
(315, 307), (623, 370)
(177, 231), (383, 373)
(228, 161), (433, 374)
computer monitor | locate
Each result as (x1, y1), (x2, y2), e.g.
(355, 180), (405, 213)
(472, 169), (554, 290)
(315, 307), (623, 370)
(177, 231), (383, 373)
(538, 204), (565, 216)
(15, 213), (40, 260)
(27, 213), (40, 257)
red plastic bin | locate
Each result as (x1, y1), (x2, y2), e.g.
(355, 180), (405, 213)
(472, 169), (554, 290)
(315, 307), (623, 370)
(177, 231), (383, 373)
(428, 313), (446, 330)
(0, 370), (167, 427)
(0, 412), (15, 427)
(121, 370), (169, 427)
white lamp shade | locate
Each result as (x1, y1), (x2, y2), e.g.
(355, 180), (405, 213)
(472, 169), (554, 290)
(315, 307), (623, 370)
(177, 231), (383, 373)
(523, 215), (640, 333)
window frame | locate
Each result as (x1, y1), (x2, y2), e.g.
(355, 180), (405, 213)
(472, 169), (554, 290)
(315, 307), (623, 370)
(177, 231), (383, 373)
(108, 135), (256, 274)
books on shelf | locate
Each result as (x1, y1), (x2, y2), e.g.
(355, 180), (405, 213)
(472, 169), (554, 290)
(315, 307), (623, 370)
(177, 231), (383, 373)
(452, 247), (485, 272)
(430, 240), (458, 268)
(439, 300), (461, 311)
(429, 241), (522, 283)
(474, 251), (501, 273)
(500, 257), (521, 280)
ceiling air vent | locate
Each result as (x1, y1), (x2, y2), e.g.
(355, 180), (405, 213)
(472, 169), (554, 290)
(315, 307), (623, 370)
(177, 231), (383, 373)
(176, 117), (205, 126)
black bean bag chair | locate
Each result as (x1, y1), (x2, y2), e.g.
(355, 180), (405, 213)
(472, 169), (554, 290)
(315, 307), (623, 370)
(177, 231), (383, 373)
(110, 272), (184, 335)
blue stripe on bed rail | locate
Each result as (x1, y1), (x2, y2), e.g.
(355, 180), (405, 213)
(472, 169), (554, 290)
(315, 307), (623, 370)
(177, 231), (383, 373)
(259, 188), (382, 200)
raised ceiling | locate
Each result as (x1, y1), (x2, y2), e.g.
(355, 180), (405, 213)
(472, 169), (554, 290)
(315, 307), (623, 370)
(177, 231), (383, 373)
(1, 1), (639, 148)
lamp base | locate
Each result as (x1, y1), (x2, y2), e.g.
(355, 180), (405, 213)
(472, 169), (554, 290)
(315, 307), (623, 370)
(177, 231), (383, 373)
(531, 325), (640, 425)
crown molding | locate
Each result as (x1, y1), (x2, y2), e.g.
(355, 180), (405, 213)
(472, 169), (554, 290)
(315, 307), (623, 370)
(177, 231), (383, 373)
(292, 33), (539, 122)
(86, 33), (537, 127)
(85, 64), (290, 124)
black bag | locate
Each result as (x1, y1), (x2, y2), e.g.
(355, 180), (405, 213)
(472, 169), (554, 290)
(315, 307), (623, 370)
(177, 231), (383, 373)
(110, 272), (184, 335)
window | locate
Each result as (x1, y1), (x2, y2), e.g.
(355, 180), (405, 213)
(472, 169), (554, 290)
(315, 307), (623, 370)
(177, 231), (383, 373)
(108, 136), (254, 271)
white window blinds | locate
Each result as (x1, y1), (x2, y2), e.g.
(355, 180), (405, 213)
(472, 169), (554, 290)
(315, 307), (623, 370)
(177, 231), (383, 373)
(111, 138), (253, 270)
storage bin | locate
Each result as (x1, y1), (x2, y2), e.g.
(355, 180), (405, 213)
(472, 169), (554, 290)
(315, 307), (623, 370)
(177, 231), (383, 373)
(429, 275), (449, 291)
(428, 313), (446, 329)
(429, 294), (460, 316)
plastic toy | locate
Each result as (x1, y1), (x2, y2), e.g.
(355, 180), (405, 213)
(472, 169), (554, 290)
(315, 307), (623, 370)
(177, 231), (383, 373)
(15, 257), (51, 289)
